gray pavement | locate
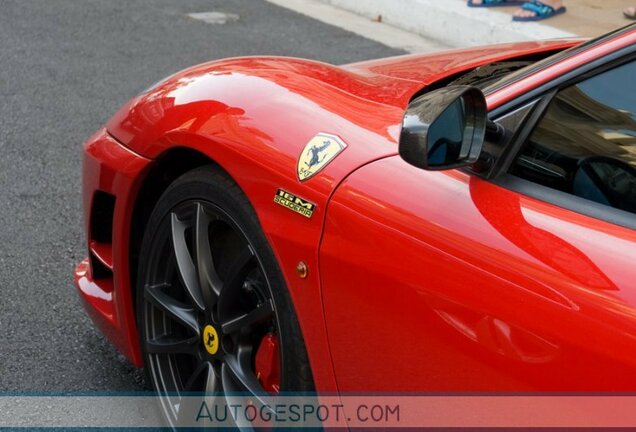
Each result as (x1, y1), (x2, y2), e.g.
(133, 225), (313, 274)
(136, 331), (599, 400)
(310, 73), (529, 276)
(0, 0), (403, 391)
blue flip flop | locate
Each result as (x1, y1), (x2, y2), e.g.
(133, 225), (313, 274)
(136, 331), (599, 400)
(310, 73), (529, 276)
(467, 0), (525, 7)
(512, 1), (566, 21)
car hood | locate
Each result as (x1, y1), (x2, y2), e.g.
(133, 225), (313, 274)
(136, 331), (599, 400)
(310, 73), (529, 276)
(105, 39), (580, 156)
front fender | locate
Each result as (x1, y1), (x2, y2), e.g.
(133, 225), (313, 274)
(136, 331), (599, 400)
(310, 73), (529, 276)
(106, 56), (407, 391)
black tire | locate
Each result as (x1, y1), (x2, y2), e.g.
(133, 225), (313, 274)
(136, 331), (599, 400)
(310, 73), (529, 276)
(135, 165), (314, 428)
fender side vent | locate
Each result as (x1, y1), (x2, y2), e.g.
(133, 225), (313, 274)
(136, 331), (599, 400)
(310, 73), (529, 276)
(90, 191), (115, 243)
(89, 191), (115, 284)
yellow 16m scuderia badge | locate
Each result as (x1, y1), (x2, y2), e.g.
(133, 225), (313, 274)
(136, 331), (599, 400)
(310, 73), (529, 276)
(297, 133), (347, 181)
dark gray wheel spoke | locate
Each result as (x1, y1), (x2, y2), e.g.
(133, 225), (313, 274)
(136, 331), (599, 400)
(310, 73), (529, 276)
(178, 361), (217, 427)
(194, 203), (223, 303)
(224, 352), (262, 396)
(144, 284), (199, 335)
(171, 212), (205, 310)
(197, 365), (220, 428)
(183, 361), (213, 392)
(221, 300), (274, 335)
(146, 334), (199, 355)
(223, 352), (273, 414)
(204, 363), (218, 395)
(222, 361), (267, 431)
(217, 374), (242, 430)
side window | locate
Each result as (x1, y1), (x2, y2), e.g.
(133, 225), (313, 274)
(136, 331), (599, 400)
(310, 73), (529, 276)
(510, 60), (636, 214)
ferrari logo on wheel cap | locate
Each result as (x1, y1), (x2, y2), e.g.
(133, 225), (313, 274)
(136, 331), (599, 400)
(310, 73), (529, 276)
(202, 324), (219, 355)
(297, 133), (347, 181)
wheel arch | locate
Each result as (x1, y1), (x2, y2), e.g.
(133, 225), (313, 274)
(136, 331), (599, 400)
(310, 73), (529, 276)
(128, 147), (215, 315)
(123, 135), (341, 391)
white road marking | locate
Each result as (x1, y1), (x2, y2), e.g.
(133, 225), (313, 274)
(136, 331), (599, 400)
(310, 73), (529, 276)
(264, 0), (449, 53)
(188, 12), (240, 25)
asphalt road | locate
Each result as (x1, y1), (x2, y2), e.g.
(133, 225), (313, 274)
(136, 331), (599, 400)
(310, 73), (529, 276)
(0, 0), (403, 391)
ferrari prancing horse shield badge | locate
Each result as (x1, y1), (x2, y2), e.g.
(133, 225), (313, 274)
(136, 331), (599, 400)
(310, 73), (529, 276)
(297, 133), (347, 181)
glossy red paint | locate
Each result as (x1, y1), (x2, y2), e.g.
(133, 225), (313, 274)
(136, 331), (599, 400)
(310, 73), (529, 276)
(104, 58), (406, 391)
(343, 39), (580, 84)
(321, 158), (636, 391)
(74, 26), (636, 394)
(76, 129), (150, 365)
(98, 40), (573, 388)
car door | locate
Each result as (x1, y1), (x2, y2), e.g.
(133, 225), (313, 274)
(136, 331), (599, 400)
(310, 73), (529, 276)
(319, 53), (636, 391)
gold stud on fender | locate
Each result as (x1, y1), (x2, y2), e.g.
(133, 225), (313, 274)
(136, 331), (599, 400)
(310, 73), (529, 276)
(296, 261), (308, 279)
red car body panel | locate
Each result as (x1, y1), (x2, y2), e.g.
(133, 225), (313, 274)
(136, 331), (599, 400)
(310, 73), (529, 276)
(321, 159), (636, 391)
(74, 28), (636, 392)
(76, 129), (150, 363)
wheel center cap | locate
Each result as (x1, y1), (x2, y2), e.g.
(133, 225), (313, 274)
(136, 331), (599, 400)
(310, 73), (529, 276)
(202, 324), (219, 355)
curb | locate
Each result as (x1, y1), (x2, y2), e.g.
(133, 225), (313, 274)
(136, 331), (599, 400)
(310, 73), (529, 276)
(265, 0), (450, 53)
(316, 0), (576, 47)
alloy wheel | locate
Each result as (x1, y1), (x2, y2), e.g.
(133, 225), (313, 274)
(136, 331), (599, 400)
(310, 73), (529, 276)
(141, 200), (281, 428)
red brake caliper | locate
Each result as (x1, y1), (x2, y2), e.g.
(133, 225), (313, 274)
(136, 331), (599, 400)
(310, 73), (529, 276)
(255, 333), (280, 394)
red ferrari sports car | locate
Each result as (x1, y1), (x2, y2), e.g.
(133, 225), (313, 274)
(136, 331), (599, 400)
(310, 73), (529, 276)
(75, 23), (636, 425)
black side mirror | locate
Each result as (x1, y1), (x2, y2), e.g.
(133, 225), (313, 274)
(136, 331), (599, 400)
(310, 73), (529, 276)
(399, 85), (487, 171)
